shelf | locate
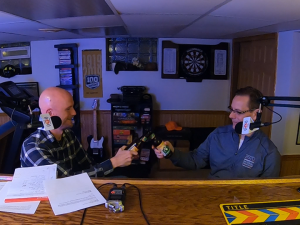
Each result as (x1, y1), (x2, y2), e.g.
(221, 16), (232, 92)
(111, 99), (153, 168)
(55, 64), (78, 69)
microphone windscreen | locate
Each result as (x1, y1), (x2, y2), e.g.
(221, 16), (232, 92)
(234, 122), (243, 134)
(51, 116), (62, 129)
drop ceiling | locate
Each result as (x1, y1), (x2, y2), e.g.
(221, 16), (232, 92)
(0, 0), (300, 43)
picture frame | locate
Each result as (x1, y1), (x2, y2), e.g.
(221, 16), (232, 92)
(15, 82), (39, 97)
(296, 114), (300, 145)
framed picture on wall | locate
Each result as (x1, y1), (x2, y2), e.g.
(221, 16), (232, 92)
(296, 114), (300, 145)
(15, 82), (39, 97)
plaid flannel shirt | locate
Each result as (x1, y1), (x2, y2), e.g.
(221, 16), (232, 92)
(20, 129), (113, 177)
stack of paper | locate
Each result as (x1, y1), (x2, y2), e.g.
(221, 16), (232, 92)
(5, 164), (57, 203)
(0, 165), (106, 215)
(0, 183), (40, 214)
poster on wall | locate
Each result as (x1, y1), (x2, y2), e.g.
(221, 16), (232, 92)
(82, 50), (103, 98)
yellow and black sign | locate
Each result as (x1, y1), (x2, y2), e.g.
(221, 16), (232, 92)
(220, 200), (300, 224)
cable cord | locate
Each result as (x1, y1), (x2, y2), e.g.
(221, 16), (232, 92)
(80, 183), (117, 225)
(265, 106), (282, 125)
(122, 183), (150, 225)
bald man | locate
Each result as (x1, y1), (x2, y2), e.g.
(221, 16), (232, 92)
(20, 87), (137, 177)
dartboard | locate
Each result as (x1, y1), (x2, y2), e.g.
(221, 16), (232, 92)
(180, 48), (208, 76)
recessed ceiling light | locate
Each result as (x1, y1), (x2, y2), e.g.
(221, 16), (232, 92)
(38, 28), (64, 33)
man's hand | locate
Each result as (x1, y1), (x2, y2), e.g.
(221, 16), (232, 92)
(110, 146), (138, 168)
(152, 141), (174, 159)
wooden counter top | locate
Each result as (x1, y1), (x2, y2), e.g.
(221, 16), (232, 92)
(1, 178), (300, 225)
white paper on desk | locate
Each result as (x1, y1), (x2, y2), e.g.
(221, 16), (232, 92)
(6, 164), (57, 200)
(0, 182), (40, 214)
(44, 173), (106, 215)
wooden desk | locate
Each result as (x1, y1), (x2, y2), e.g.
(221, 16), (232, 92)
(1, 178), (300, 225)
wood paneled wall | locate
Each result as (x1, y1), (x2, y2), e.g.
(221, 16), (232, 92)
(280, 155), (300, 177)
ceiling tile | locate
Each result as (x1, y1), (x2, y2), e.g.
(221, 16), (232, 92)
(175, 15), (276, 38)
(252, 19), (300, 33)
(38, 15), (123, 29)
(110, 0), (229, 14)
(220, 30), (270, 39)
(0, 21), (55, 34)
(210, 0), (300, 23)
(0, 33), (44, 43)
(71, 26), (127, 37)
(35, 31), (86, 40)
(0, 21), (84, 40)
(121, 14), (199, 27)
(222, 19), (300, 39)
(0, 11), (29, 24)
(127, 26), (182, 37)
(0, 0), (114, 20)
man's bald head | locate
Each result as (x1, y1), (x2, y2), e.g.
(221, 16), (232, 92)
(39, 87), (76, 130)
(39, 87), (72, 114)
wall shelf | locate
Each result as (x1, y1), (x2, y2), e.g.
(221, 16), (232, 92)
(54, 43), (81, 141)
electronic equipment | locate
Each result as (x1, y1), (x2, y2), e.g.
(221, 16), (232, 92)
(118, 86), (146, 102)
(105, 186), (126, 213)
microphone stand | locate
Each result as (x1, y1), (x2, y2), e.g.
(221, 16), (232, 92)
(260, 96), (300, 192)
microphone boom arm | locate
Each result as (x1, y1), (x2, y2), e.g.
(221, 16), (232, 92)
(260, 96), (300, 109)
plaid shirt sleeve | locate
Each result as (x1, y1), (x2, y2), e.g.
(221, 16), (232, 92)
(20, 130), (113, 177)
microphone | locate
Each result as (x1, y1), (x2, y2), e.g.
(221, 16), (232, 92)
(20, 116), (62, 130)
(235, 121), (271, 134)
(255, 103), (262, 123)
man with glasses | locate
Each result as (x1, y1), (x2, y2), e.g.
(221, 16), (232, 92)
(153, 86), (281, 179)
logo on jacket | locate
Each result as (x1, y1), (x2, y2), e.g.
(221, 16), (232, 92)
(242, 154), (255, 169)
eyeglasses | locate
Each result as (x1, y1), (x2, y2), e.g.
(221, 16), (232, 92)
(227, 106), (255, 115)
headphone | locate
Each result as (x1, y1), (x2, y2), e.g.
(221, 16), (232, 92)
(2, 64), (16, 78)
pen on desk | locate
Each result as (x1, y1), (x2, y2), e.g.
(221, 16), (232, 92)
(0, 176), (13, 181)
